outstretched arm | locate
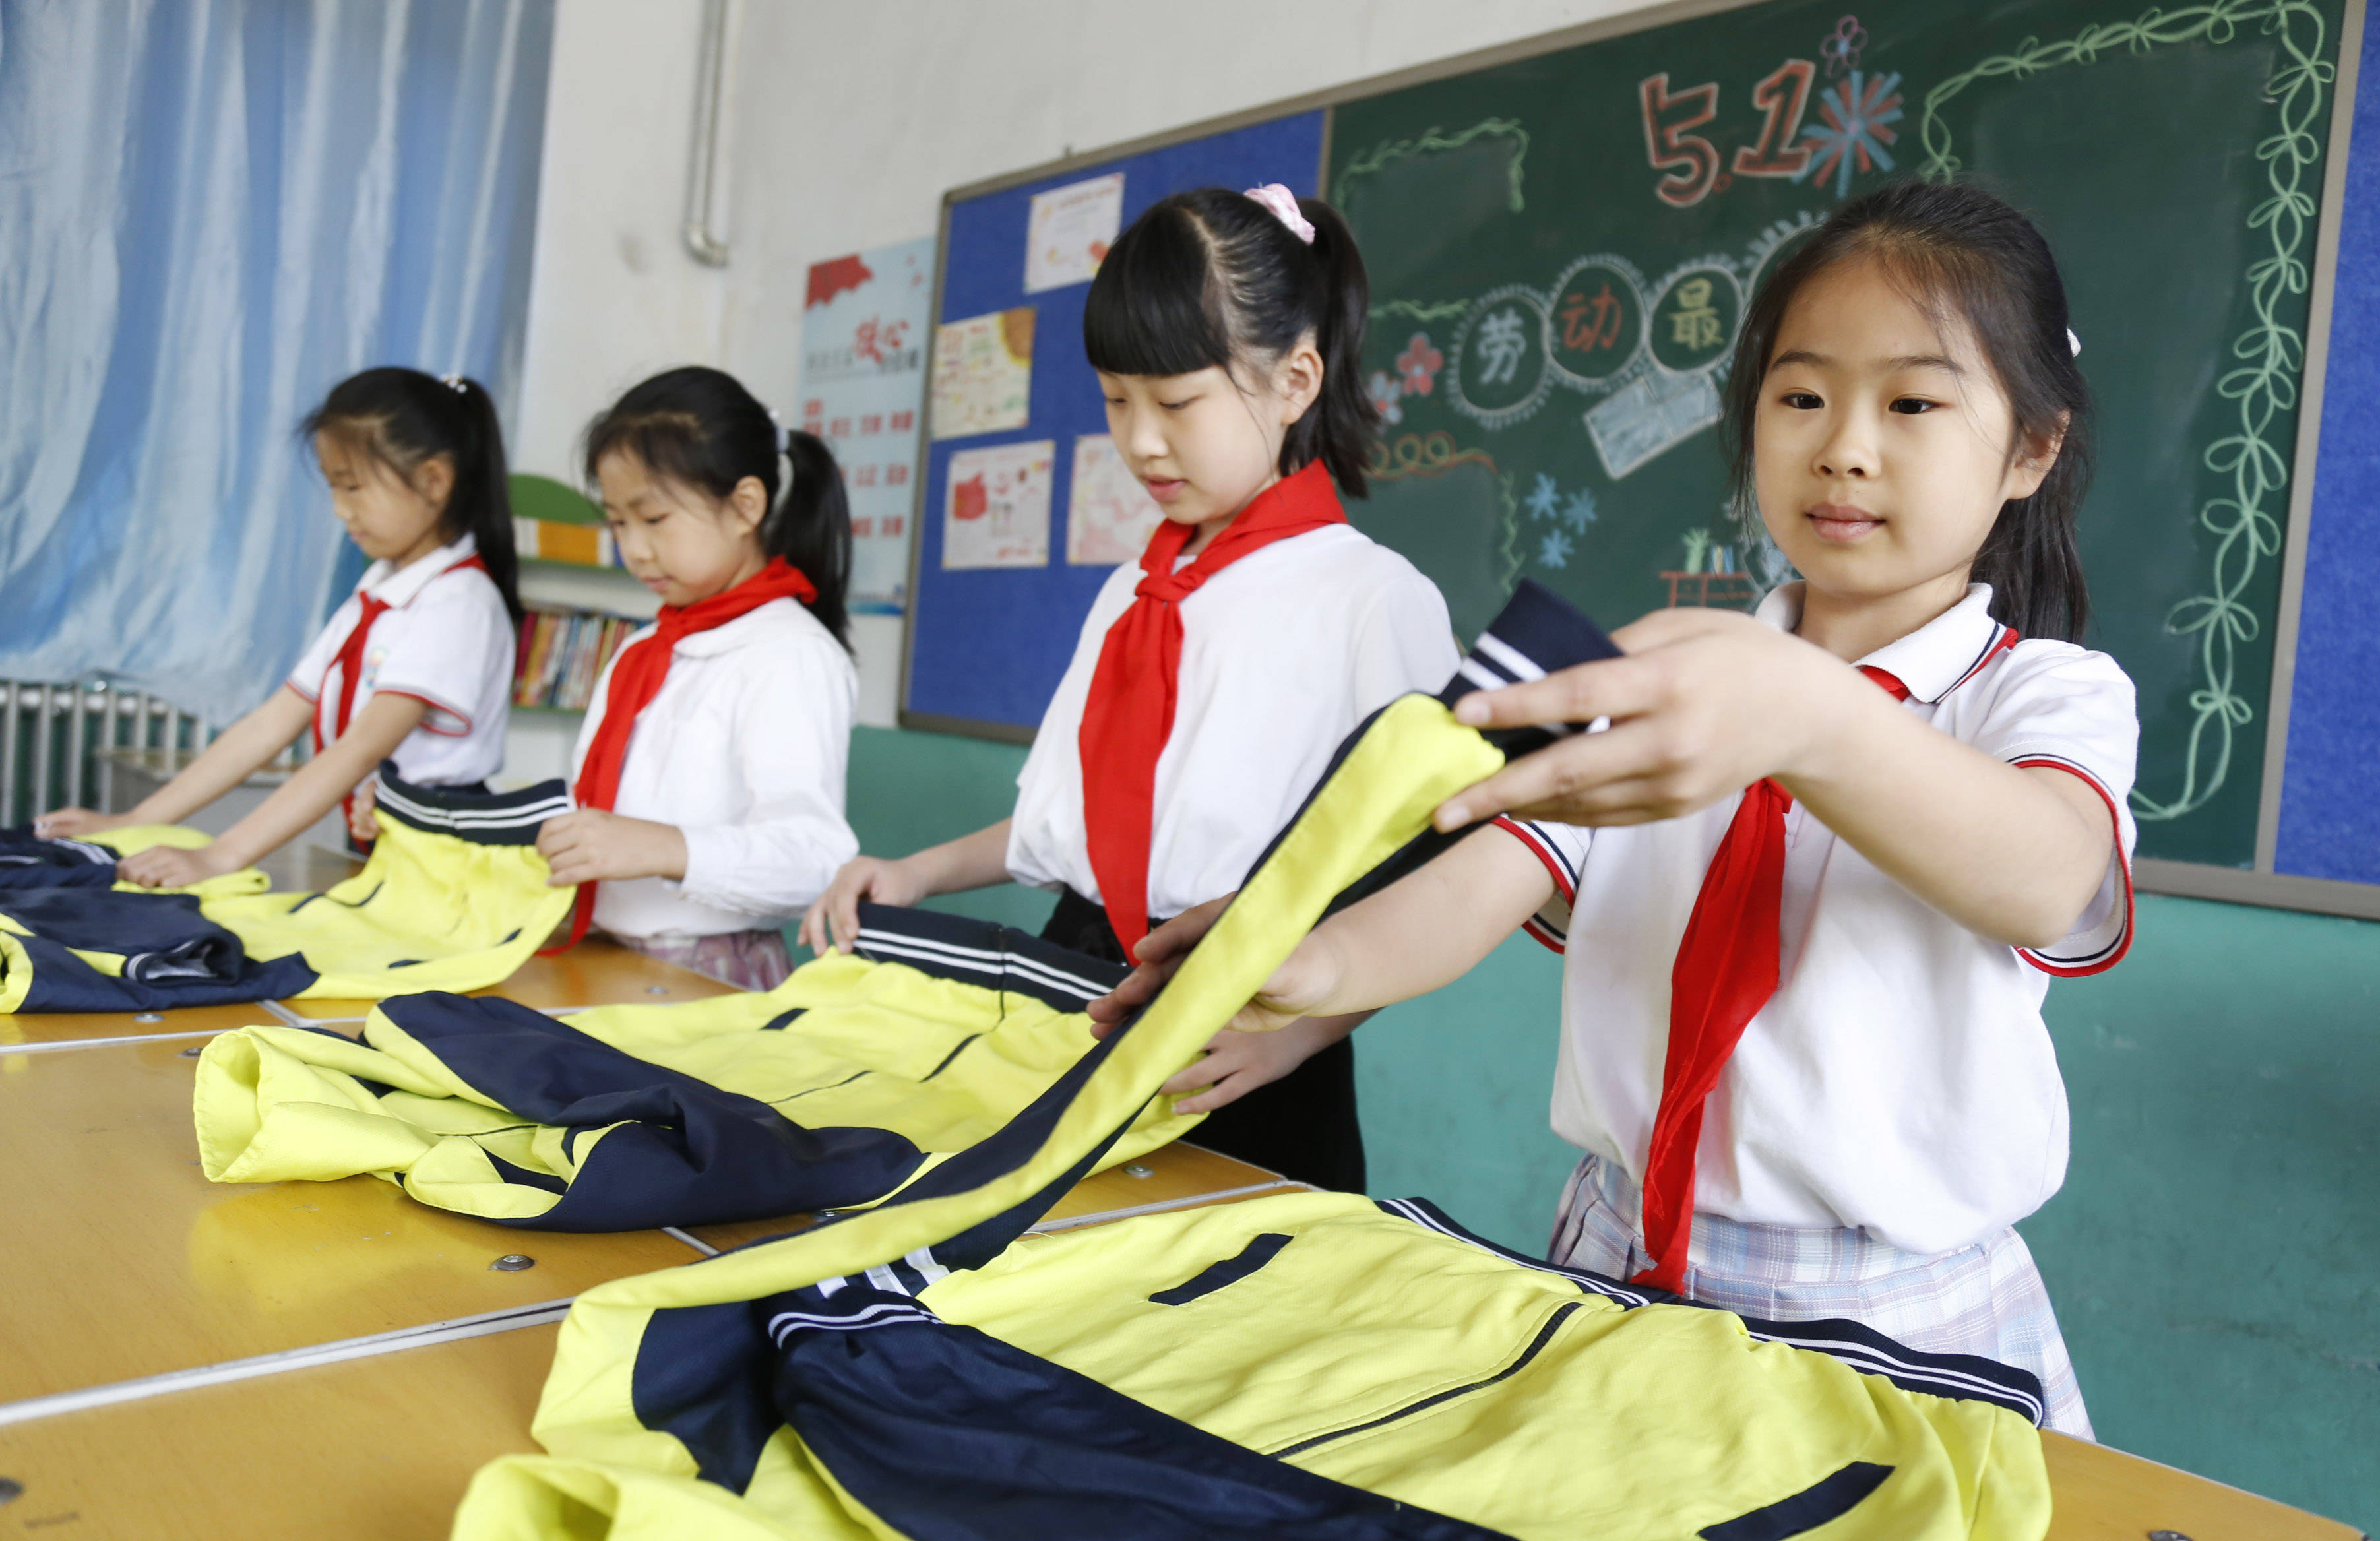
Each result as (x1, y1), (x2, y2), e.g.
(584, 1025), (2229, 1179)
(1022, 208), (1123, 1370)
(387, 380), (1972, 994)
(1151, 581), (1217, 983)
(117, 693), (426, 887)
(1087, 824), (1555, 1036)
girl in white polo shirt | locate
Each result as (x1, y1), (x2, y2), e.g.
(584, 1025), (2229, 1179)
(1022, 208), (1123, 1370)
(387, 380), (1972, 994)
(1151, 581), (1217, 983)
(1099, 183), (2133, 1435)
(804, 187), (1457, 1191)
(40, 367), (523, 883)
(535, 367), (859, 993)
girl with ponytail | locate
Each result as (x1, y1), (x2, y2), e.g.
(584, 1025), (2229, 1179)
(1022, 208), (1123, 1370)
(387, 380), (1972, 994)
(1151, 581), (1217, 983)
(43, 367), (524, 887)
(534, 365), (858, 992)
(803, 185), (1459, 1191)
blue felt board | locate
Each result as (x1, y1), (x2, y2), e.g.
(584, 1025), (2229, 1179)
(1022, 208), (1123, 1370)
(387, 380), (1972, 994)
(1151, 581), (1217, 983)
(2277, 11), (2380, 883)
(904, 111), (1327, 732)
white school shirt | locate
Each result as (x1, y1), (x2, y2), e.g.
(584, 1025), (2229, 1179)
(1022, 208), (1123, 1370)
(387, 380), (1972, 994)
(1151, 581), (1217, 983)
(286, 532), (511, 786)
(569, 596), (859, 939)
(1009, 524), (1459, 920)
(1502, 582), (2138, 1257)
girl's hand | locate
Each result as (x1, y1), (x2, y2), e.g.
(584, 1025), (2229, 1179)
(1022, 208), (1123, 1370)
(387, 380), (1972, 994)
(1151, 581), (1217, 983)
(1087, 897), (1348, 1041)
(536, 810), (688, 887)
(799, 856), (928, 955)
(117, 843), (239, 890)
(1435, 608), (1863, 831)
(348, 787), (380, 844)
(36, 807), (127, 839)
(1160, 1013), (1360, 1115)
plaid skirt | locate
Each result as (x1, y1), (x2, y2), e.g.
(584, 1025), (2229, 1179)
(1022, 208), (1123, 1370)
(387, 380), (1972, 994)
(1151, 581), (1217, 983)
(610, 928), (795, 994)
(1551, 1153), (2092, 1437)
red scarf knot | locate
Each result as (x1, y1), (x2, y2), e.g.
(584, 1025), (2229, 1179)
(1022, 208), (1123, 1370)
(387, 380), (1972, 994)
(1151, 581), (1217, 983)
(551, 557), (818, 950)
(1629, 663), (1916, 1295)
(1076, 461), (1347, 954)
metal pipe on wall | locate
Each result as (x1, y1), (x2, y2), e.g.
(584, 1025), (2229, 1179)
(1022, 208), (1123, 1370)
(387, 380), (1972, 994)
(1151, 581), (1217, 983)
(682, 0), (732, 267)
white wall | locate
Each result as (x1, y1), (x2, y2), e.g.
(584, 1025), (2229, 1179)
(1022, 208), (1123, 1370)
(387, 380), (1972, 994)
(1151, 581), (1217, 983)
(518, 0), (1672, 726)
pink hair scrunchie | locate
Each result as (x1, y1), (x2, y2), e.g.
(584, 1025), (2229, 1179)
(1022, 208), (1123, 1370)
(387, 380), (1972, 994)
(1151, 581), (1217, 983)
(1243, 184), (1316, 245)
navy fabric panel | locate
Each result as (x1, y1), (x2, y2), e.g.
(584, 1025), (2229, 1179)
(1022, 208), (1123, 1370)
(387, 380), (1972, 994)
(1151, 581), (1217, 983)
(6, 929), (317, 1011)
(631, 1298), (788, 1494)
(376, 992), (931, 1232)
(1149, 1232), (1295, 1305)
(1698, 1462), (1893, 1541)
(0, 887), (318, 1009)
(0, 827), (121, 889)
(764, 1284), (1514, 1541)
(2278, 12), (2380, 881)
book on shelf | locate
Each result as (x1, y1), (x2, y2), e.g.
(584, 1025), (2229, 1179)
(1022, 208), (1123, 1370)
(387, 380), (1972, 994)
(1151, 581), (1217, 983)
(512, 608), (639, 711)
(513, 516), (625, 568)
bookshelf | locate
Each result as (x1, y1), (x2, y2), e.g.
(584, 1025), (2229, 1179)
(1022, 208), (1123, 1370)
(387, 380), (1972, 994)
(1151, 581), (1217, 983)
(501, 474), (655, 786)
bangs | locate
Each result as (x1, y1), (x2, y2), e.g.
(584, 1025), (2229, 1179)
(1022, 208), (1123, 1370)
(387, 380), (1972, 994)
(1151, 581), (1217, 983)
(1082, 204), (1232, 379)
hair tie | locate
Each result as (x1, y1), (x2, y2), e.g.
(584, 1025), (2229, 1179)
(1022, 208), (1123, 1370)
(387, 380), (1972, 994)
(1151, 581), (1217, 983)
(766, 406), (791, 456)
(440, 373), (468, 394)
(2066, 328), (2081, 358)
(1242, 184), (1315, 245)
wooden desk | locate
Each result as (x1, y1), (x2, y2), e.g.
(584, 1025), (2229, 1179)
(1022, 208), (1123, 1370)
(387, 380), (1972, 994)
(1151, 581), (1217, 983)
(0, 1322), (560, 1540)
(685, 1140), (1296, 1253)
(0, 1161), (2358, 1539)
(2044, 1431), (2362, 1540)
(0, 1039), (692, 1413)
(0, 1000), (277, 1054)
(275, 939), (738, 1021)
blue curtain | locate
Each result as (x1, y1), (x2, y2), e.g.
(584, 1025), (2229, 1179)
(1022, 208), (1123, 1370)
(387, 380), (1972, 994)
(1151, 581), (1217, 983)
(0, 0), (553, 720)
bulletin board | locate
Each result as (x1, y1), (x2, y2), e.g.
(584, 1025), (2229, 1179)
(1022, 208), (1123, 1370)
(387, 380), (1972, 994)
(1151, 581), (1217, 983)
(899, 114), (1329, 739)
(900, 0), (2380, 912)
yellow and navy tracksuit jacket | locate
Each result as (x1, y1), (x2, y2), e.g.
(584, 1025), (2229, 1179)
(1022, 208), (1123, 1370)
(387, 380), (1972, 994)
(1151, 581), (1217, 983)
(0, 823), (267, 896)
(0, 772), (572, 1013)
(458, 1191), (2046, 1540)
(194, 904), (1199, 1230)
(433, 581), (2044, 1538)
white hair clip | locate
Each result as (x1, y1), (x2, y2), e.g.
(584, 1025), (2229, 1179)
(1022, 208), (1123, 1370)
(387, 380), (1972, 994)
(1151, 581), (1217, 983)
(1242, 184), (1315, 245)
(2066, 328), (2081, 358)
(766, 406), (791, 456)
(440, 373), (467, 393)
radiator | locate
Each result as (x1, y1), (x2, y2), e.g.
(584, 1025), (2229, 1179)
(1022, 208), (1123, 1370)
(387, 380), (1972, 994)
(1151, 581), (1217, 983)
(0, 682), (214, 829)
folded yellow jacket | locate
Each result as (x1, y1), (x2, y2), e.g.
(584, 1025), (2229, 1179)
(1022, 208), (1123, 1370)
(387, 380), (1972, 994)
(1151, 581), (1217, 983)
(193, 904), (1199, 1230)
(0, 770), (573, 1013)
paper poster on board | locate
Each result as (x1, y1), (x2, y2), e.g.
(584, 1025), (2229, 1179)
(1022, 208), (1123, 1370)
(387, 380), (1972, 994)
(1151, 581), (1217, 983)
(1066, 434), (1165, 565)
(1024, 173), (1124, 293)
(943, 440), (1053, 569)
(798, 236), (934, 613)
(930, 308), (1036, 439)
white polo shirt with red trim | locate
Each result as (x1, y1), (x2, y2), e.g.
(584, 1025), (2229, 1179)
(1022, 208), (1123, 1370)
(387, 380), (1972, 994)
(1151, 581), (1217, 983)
(1502, 581), (2137, 1256)
(287, 532), (513, 786)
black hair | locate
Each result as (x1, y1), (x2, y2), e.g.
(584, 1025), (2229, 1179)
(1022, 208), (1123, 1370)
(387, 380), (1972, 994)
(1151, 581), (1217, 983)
(1722, 180), (2094, 641)
(302, 367), (524, 626)
(580, 366), (852, 648)
(1082, 187), (1378, 497)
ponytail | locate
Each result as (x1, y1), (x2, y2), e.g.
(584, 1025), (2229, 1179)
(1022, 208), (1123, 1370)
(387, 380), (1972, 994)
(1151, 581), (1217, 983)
(1084, 186), (1380, 498)
(770, 429), (852, 646)
(581, 367), (854, 649)
(444, 377), (524, 628)
(1286, 197), (1376, 496)
(302, 366), (526, 627)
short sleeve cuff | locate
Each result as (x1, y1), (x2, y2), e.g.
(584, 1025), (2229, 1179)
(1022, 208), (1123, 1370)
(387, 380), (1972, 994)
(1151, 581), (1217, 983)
(2012, 755), (2135, 976)
(1493, 815), (1586, 954)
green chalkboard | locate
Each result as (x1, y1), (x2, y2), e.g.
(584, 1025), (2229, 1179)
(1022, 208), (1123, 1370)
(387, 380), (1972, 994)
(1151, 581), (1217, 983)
(1329, 0), (2345, 867)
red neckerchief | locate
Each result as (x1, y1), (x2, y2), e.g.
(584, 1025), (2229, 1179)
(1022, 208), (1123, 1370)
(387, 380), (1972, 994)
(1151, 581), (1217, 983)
(1075, 461), (1346, 953)
(317, 551), (487, 831)
(553, 557), (817, 949)
(1631, 664), (1927, 1294)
